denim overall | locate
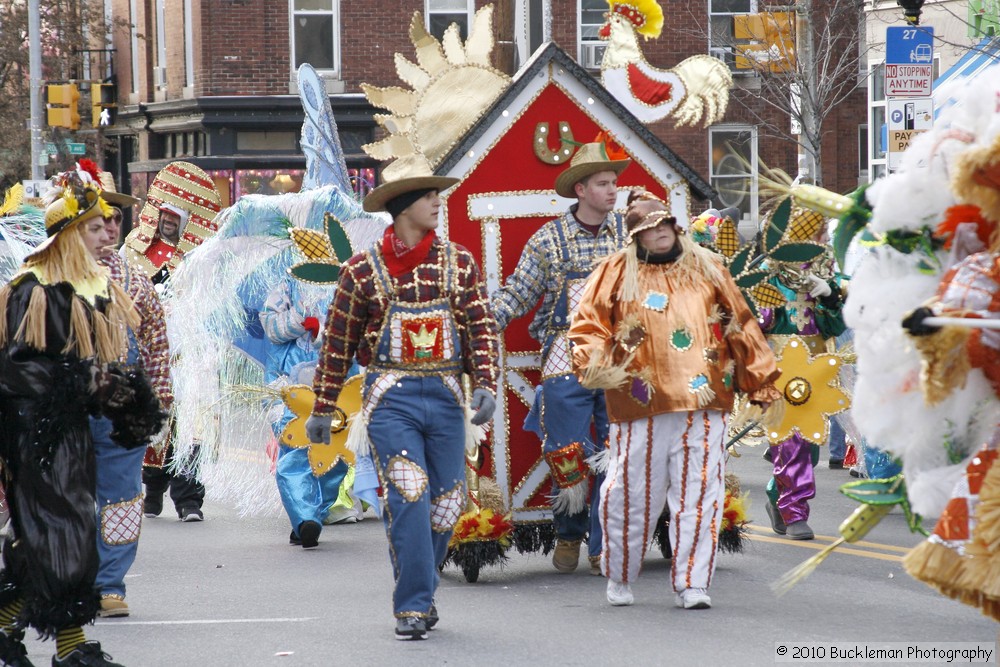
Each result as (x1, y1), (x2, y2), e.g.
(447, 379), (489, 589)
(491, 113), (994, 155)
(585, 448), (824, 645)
(526, 215), (621, 556)
(364, 246), (467, 619)
(92, 289), (145, 600)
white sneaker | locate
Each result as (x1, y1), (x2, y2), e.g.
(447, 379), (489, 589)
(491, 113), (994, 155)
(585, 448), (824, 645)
(675, 588), (711, 609)
(325, 505), (363, 525)
(606, 580), (634, 606)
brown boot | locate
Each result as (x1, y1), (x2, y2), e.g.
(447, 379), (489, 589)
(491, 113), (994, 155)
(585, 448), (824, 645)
(98, 595), (130, 618)
(588, 555), (602, 576)
(552, 539), (582, 573)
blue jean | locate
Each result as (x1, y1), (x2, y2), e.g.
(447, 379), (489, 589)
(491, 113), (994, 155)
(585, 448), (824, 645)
(828, 417), (846, 461)
(366, 376), (466, 618)
(528, 374), (609, 558)
(92, 416), (145, 599)
(276, 447), (349, 535)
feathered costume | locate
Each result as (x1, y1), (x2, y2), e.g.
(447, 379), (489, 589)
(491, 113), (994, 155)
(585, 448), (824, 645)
(770, 66), (1000, 616)
(165, 64), (386, 516)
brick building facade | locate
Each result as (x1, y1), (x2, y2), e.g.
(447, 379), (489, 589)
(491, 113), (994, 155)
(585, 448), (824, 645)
(104, 0), (866, 226)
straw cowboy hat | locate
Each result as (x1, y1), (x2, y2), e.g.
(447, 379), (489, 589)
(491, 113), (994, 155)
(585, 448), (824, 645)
(98, 171), (141, 208)
(28, 172), (110, 259)
(362, 164), (459, 213)
(554, 141), (631, 198)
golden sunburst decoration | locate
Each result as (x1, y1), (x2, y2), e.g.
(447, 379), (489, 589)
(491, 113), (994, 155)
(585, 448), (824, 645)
(361, 7), (512, 181)
(280, 377), (363, 476)
(767, 336), (850, 446)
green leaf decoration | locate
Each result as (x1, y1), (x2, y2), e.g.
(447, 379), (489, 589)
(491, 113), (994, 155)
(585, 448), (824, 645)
(289, 259), (341, 285)
(324, 213), (355, 263)
(839, 474), (906, 505)
(734, 269), (769, 289)
(763, 198), (792, 253)
(728, 245), (753, 278)
(769, 242), (826, 263)
(832, 185), (872, 270)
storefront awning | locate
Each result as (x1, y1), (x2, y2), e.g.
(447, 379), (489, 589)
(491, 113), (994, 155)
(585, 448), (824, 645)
(933, 36), (1000, 116)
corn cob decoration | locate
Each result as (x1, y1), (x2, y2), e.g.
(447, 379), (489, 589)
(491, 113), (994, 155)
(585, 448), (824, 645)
(772, 502), (894, 596)
(772, 473), (917, 596)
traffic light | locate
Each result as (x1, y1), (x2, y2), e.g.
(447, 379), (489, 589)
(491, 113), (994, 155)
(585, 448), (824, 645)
(46, 83), (81, 130)
(733, 12), (796, 74)
(91, 82), (118, 128)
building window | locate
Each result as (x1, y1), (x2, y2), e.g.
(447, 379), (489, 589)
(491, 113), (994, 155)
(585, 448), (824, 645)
(709, 0), (756, 72)
(184, 0), (194, 87)
(427, 0), (473, 41)
(709, 126), (757, 227)
(867, 61), (886, 182)
(155, 0), (167, 88)
(129, 0), (139, 94)
(579, 0), (606, 70)
(291, 0), (340, 74)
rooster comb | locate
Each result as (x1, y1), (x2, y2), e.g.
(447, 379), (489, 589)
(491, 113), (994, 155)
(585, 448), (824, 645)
(606, 0), (664, 39)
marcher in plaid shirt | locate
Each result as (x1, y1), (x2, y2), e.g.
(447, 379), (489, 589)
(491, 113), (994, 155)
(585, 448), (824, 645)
(492, 141), (631, 576)
(306, 167), (499, 641)
(91, 187), (173, 619)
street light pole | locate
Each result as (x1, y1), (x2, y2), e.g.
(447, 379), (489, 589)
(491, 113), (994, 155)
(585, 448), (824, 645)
(796, 0), (818, 184)
(28, 0), (44, 180)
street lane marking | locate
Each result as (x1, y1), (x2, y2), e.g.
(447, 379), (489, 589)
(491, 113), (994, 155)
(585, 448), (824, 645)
(747, 533), (902, 562)
(97, 618), (319, 626)
(747, 524), (913, 553)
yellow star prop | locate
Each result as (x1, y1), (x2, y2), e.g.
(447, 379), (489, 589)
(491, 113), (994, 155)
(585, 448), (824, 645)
(280, 376), (362, 476)
(767, 335), (850, 446)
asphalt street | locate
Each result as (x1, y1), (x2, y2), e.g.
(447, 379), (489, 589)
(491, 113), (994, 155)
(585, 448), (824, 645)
(21, 448), (999, 666)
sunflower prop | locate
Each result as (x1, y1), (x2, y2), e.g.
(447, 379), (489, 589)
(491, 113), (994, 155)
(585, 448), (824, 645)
(279, 376), (362, 476)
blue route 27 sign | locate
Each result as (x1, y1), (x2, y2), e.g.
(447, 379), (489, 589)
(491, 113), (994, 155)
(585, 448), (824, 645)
(884, 26), (935, 97)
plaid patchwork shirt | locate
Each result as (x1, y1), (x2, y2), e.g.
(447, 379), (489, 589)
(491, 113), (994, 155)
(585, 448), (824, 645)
(312, 239), (499, 415)
(492, 208), (627, 342)
(102, 253), (173, 408)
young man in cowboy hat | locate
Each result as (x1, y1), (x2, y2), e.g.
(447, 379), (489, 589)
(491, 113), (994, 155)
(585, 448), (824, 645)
(304, 166), (499, 640)
(90, 177), (173, 618)
(492, 140), (631, 575)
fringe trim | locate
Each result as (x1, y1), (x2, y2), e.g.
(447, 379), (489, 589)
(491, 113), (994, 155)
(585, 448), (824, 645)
(67, 297), (95, 358)
(707, 303), (723, 324)
(550, 482), (588, 516)
(345, 410), (371, 458)
(617, 243), (641, 303)
(464, 405), (488, 456)
(957, 458), (1000, 600)
(586, 447), (610, 475)
(903, 538), (968, 599)
(724, 315), (743, 337)
(691, 381), (716, 409)
(579, 346), (634, 390)
(731, 399), (786, 433)
(0, 284), (9, 347)
(913, 326), (971, 406)
(13, 285), (47, 351)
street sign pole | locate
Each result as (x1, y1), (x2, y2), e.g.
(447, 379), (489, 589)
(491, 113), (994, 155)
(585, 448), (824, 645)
(884, 25), (935, 172)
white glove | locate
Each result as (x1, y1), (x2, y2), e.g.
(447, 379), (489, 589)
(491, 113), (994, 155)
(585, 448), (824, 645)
(807, 274), (832, 299)
(469, 388), (496, 426)
(305, 414), (332, 444)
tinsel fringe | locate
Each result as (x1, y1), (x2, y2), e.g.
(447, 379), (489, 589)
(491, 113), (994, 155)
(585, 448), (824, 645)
(550, 481), (587, 516)
(586, 447), (610, 475)
(444, 540), (509, 574)
(346, 411), (371, 458)
(512, 522), (557, 555)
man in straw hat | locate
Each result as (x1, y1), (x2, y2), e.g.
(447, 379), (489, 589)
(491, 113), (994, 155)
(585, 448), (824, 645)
(0, 166), (165, 666)
(87, 173), (173, 619)
(492, 137), (630, 575)
(569, 195), (780, 609)
(305, 166), (499, 640)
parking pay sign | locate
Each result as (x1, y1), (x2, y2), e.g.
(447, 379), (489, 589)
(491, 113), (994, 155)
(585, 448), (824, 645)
(885, 26), (934, 97)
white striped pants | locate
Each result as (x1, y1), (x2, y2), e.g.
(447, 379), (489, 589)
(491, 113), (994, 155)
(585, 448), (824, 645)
(599, 410), (727, 592)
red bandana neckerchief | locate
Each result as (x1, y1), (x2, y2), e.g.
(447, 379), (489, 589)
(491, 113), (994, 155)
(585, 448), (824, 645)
(381, 226), (436, 277)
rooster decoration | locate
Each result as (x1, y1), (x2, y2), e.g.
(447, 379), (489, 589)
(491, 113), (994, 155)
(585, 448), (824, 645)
(599, 0), (733, 128)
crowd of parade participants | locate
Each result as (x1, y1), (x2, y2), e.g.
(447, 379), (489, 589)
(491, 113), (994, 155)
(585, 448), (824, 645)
(1, 83), (999, 661)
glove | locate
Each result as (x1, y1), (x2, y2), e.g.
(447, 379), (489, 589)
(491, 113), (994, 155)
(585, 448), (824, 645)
(89, 364), (137, 411)
(305, 413), (332, 444)
(902, 306), (939, 336)
(806, 274), (832, 299)
(302, 316), (320, 340)
(469, 388), (496, 426)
